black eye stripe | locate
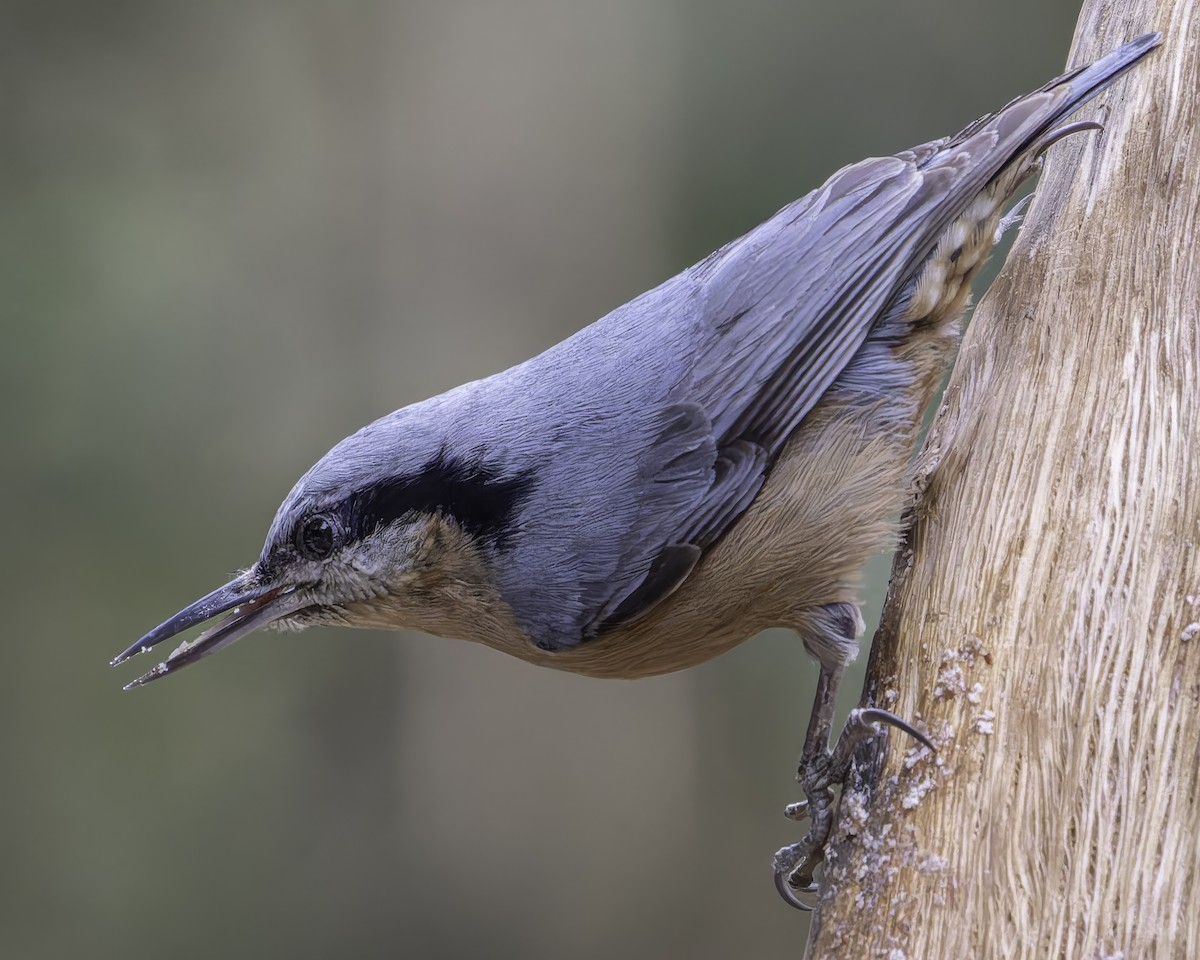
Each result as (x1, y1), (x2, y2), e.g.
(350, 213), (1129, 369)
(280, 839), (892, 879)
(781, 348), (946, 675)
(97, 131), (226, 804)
(340, 450), (536, 549)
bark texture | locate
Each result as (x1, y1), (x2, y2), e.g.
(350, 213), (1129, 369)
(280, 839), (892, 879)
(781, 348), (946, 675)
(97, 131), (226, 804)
(806, 2), (1199, 958)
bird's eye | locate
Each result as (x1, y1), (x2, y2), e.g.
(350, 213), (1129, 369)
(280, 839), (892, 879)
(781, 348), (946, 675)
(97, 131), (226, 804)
(296, 514), (338, 561)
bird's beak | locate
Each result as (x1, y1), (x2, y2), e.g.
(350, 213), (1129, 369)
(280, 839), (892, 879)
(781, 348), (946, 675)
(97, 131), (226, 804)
(112, 571), (307, 689)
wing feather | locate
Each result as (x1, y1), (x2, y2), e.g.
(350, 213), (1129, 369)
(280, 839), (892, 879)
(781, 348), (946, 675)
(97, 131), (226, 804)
(497, 36), (1160, 648)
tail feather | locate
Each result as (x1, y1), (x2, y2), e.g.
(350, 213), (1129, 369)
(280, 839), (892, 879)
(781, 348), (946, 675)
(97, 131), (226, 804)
(1054, 31), (1162, 112)
(946, 31), (1161, 158)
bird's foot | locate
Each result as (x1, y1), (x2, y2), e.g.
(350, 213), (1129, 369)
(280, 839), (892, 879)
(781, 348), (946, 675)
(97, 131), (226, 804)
(772, 706), (933, 911)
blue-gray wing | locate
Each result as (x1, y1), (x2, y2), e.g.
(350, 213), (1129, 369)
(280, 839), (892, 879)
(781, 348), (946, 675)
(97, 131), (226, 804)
(579, 154), (944, 636)
(581, 92), (1101, 635)
(511, 152), (956, 644)
(501, 35), (1160, 647)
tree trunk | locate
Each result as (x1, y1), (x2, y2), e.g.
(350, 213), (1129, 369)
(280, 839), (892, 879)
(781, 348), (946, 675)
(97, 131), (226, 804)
(805, 2), (1200, 958)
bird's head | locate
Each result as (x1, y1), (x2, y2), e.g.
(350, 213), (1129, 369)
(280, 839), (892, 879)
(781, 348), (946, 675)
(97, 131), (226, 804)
(113, 406), (536, 688)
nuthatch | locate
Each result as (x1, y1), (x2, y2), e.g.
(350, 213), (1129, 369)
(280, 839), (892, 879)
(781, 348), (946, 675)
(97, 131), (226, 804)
(115, 34), (1160, 909)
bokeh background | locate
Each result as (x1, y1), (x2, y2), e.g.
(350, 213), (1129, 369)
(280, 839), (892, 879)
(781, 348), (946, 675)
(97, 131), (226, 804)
(3, 1), (1082, 957)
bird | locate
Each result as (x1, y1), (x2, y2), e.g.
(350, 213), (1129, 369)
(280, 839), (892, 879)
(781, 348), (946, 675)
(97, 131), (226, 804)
(114, 32), (1161, 909)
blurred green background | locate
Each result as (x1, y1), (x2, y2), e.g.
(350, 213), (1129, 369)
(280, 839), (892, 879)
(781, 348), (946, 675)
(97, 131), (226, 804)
(2, 1), (1080, 957)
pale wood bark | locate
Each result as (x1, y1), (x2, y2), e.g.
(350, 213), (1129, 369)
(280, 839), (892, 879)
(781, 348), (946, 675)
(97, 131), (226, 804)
(806, 2), (1200, 957)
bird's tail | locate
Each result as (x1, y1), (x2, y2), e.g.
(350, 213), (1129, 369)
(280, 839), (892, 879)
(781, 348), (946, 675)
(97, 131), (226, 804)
(965, 31), (1162, 158)
(1045, 31), (1161, 116)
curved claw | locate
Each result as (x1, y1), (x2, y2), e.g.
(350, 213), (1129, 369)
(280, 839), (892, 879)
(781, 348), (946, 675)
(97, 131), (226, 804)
(773, 867), (818, 912)
(854, 707), (935, 752)
(1036, 118), (1105, 153)
(783, 799), (810, 822)
(772, 667), (934, 912)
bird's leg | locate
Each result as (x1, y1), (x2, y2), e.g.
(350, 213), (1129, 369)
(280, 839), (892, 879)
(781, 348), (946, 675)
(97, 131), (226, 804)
(773, 669), (934, 911)
(772, 662), (843, 909)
